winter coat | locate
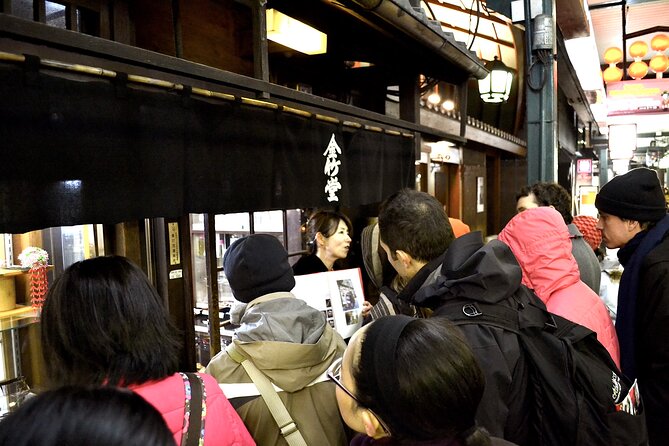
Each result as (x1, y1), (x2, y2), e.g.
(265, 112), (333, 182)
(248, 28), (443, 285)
(568, 223), (602, 294)
(633, 231), (669, 445)
(391, 232), (534, 445)
(206, 292), (349, 446)
(292, 253), (329, 275)
(131, 372), (255, 446)
(498, 207), (620, 366)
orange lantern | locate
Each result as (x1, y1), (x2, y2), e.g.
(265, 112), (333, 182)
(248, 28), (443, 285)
(651, 34), (669, 52)
(602, 47), (623, 83)
(650, 54), (669, 73)
(603, 65), (623, 83)
(629, 41), (649, 59)
(628, 60), (649, 80)
(603, 47), (623, 64)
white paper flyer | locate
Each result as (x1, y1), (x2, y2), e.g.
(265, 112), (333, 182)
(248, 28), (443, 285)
(291, 268), (366, 339)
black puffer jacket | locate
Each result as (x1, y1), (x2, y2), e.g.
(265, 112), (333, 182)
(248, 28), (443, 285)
(392, 232), (534, 445)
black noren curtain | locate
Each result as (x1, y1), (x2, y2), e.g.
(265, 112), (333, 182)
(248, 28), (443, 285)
(0, 63), (413, 233)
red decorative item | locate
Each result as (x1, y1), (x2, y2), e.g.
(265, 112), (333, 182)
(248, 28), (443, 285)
(18, 247), (50, 312)
(28, 264), (48, 310)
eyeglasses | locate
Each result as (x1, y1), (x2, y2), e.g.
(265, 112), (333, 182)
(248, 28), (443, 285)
(327, 357), (391, 435)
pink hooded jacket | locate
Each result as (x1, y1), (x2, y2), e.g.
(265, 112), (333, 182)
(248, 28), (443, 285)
(498, 207), (620, 367)
(132, 372), (255, 446)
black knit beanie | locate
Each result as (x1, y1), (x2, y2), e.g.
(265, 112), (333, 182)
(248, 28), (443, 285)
(595, 167), (667, 222)
(223, 234), (296, 303)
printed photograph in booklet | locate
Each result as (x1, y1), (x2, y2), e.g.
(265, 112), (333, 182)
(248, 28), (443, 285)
(291, 268), (365, 339)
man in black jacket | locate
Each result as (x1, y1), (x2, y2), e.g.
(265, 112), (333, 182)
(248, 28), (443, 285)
(595, 167), (669, 445)
(377, 189), (533, 444)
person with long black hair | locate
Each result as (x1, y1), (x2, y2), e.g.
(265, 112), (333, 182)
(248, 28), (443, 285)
(40, 256), (254, 446)
(329, 315), (516, 446)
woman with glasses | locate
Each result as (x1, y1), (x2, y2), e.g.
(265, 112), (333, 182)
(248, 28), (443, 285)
(328, 315), (517, 446)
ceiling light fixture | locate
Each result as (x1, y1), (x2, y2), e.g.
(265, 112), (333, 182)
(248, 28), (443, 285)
(266, 9), (327, 55)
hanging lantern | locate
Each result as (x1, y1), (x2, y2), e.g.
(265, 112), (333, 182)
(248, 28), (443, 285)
(628, 60), (649, 80)
(603, 65), (623, 83)
(629, 41), (649, 59)
(651, 34), (669, 52)
(649, 34), (669, 78)
(603, 47), (623, 64)
(478, 56), (514, 103)
(650, 54), (669, 74)
(602, 47), (623, 83)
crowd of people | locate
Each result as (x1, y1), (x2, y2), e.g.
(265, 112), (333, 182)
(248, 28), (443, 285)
(0, 167), (666, 446)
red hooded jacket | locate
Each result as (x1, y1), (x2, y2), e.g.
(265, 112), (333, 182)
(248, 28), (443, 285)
(498, 207), (620, 367)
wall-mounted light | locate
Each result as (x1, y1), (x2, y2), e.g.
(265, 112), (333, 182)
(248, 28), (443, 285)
(442, 99), (455, 111)
(478, 56), (513, 103)
(427, 85), (441, 105)
(266, 9), (327, 55)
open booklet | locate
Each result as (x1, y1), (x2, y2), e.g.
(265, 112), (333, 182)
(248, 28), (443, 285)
(291, 268), (365, 339)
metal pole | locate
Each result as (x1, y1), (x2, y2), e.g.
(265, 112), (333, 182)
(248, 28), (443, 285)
(525, 0), (558, 183)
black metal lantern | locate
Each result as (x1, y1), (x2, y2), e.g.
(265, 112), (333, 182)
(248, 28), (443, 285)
(478, 56), (514, 103)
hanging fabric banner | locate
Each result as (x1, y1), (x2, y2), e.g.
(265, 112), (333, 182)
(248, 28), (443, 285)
(0, 62), (414, 233)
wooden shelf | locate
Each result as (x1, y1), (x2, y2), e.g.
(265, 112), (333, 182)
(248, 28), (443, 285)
(0, 267), (30, 278)
(0, 305), (39, 332)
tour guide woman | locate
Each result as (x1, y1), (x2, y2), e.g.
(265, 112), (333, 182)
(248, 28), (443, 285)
(293, 210), (353, 275)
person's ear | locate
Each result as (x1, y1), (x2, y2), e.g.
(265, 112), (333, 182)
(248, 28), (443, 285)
(396, 250), (413, 268)
(361, 410), (386, 439)
(626, 220), (640, 232)
(315, 232), (326, 247)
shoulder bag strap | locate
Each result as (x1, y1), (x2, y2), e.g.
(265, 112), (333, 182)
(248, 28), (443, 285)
(180, 372), (205, 446)
(226, 344), (308, 446)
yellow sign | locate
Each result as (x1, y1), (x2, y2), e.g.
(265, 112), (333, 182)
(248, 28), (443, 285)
(581, 191), (596, 205)
(168, 223), (180, 266)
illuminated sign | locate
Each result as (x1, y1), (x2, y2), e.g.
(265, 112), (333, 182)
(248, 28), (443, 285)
(577, 158), (592, 174)
(606, 78), (669, 116)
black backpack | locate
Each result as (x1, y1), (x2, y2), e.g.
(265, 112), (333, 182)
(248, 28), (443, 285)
(434, 287), (648, 446)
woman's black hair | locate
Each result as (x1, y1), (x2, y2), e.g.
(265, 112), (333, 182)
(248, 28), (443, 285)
(306, 210), (353, 254)
(0, 386), (175, 446)
(353, 316), (491, 446)
(41, 255), (181, 387)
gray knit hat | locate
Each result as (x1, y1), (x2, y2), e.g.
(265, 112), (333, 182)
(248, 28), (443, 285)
(595, 167), (667, 222)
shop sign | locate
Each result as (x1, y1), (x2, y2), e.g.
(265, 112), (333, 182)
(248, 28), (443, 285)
(606, 78), (669, 116)
(323, 134), (342, 202)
